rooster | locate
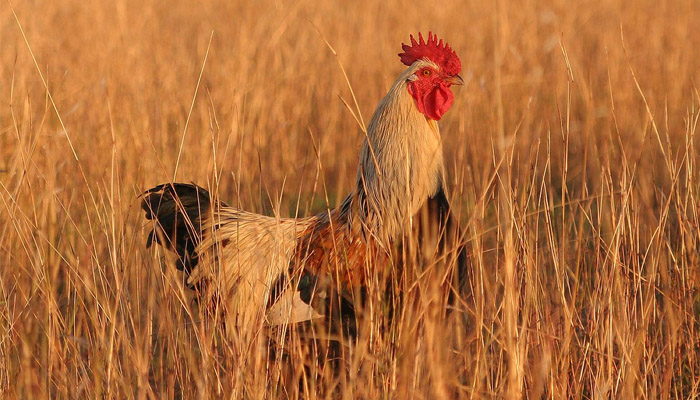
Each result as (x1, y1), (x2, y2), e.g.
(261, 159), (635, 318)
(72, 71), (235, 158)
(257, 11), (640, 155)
(142, 32), (467, 339)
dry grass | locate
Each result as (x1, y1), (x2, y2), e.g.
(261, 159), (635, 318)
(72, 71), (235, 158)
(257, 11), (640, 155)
(2, 0), (700, 398)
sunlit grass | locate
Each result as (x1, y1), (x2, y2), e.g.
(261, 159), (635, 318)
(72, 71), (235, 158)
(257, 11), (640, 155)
(1, 0), (699, 398)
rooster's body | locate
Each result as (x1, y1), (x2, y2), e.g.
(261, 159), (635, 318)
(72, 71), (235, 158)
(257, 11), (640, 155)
(142, 33), (467, 337)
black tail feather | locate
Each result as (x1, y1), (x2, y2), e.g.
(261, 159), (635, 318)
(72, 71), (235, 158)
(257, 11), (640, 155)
(141, 183), (213, 275)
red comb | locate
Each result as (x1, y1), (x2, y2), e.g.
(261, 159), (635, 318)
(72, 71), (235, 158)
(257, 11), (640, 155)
(398, 32), (461, 76)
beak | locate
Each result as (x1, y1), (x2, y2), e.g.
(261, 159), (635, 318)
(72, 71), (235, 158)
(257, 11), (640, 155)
(445, 74), (464, 86)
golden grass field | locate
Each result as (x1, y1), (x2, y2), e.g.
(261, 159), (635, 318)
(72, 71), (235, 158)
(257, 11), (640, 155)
(2, 0), (700, 398)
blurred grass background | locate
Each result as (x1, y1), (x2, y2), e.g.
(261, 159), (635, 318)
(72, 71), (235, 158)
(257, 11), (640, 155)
(1, 0), (699, 398)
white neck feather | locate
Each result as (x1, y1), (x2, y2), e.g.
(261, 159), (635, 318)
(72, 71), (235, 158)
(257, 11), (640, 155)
(353, 61), (445, 241)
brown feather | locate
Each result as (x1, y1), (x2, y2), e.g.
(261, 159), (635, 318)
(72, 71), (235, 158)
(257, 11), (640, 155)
(292, 200), (388, 289)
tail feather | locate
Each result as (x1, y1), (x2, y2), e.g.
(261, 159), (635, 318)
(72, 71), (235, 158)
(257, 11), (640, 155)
(141, 183), (217, 275)
(141, 182), (320, 329)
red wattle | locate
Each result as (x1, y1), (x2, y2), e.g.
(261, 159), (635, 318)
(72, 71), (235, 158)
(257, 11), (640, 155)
(424, 84), (453, 120)
(408, 82), (454, 121)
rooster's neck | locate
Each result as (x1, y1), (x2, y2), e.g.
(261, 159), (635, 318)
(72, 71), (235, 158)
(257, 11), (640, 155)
(352, 62), (445, 242)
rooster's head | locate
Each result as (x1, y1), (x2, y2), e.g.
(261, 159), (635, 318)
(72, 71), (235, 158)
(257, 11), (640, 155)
(399, 32), (463, 121)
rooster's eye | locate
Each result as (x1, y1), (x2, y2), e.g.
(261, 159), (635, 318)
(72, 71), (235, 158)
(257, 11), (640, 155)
(423, 69), (431, 77)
